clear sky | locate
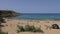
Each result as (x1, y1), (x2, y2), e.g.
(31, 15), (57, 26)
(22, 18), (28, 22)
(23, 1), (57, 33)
(0, 0), (60, 13)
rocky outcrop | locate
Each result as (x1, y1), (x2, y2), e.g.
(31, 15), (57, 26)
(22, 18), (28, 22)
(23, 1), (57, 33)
(0, 10), (20, 18)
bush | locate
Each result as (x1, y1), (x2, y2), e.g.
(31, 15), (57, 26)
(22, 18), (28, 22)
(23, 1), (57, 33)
(0, 17), (6, 23)
(33, 28), (44, 33)
(17, 26), (25, 33)
(24, 25), (35, 32)
(0, 31), (8, 34)
(17, 25), (44, 33)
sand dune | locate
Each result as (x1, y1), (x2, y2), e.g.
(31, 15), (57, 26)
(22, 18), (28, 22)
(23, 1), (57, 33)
(1, 19), (60, 34)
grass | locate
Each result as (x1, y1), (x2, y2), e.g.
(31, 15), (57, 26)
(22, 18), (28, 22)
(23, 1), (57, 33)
(17, 25), (44, 33)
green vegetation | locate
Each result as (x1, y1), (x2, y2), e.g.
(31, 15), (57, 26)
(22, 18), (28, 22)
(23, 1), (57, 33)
(0, 10), (19, 34)
(17, 25), (44, 33)
(17, 26), (25, 33)
(0, 31), (8, 34)
(0, 10), (19, 18)
(0, 17), (8, 34)
(0, 17), (6, 23)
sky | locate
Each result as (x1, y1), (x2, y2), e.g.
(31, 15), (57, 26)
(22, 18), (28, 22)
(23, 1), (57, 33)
(0, 0), (60, 13)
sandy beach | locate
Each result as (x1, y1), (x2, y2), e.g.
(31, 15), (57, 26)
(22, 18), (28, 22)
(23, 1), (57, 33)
(1, 19), (60, 34)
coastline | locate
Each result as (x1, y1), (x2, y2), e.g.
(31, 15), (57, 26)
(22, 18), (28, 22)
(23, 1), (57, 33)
(6, 18), (60, 21)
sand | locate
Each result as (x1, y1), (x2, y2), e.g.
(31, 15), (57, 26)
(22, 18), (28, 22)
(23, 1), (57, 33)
(1, 19), (60, 34)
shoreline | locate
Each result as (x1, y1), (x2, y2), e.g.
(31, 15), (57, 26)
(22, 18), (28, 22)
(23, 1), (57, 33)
(6, 18), (60, 21)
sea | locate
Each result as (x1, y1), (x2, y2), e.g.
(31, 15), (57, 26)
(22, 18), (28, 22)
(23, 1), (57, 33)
(15, 13), (60, 20)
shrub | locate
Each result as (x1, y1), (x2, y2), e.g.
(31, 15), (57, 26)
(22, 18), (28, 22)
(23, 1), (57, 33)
(24, 25), (35, 32)
(17, 25), (44, 33)
(0, 31), (8, 34)
(0, 17), (6, 23)
(33, 28), (44, 33)
(17, 26), (25, 33)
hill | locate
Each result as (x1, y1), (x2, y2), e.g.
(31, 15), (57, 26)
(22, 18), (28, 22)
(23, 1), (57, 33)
(0, 10), (20, 18)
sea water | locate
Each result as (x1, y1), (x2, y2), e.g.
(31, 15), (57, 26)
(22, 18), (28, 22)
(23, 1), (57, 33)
(16, 13), (60, 20)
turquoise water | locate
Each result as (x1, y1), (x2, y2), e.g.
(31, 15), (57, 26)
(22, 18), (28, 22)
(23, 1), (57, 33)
(16, 13), (60, 20)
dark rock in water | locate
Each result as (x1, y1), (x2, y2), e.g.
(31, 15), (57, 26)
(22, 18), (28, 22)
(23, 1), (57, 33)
(51, 24), (60, 29)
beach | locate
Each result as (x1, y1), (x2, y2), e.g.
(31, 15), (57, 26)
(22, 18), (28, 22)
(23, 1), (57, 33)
(0, 0), (60, 34)
(1, 19), (60, 34)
